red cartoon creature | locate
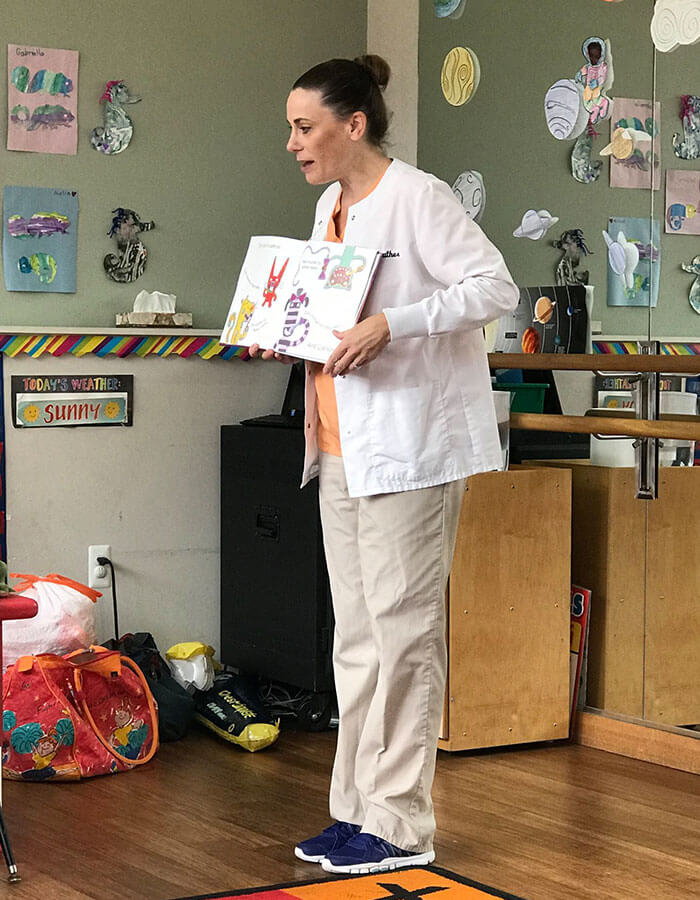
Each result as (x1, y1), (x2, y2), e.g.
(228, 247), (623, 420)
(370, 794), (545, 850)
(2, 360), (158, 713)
(262, 257), (289, 307)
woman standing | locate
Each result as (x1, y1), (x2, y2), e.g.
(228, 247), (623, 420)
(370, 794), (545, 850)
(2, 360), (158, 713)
(252, 54), (518, 876)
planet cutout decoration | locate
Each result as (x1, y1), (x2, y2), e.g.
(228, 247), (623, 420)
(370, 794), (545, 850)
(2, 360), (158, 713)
(522, 327), (540, 354)
(599, 126), (652, 160)
(544, 78), (588, 140)
(434, 0), (466, 16)
(441, 47), (481, 107)
(533, 295), (556, 325)
(451, 170), (485, 222)
(513, 209), (559, 240)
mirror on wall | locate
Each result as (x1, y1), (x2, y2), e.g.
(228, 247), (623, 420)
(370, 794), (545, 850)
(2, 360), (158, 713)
(419, 0), (699, 737)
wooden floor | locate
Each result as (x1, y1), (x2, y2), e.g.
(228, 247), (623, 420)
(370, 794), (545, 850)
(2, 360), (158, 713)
(0, 725), (698, 900)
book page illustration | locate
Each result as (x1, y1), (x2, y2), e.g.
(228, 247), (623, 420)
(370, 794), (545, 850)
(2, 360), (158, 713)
(221, 236), (381, 363)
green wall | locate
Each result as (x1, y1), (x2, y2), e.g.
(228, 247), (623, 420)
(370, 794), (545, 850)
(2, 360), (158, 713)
(0, 0), (367, 329)
(417, 0), (700, 340)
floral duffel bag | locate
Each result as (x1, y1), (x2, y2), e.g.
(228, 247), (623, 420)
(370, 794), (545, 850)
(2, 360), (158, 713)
(2, 646), (158, 781)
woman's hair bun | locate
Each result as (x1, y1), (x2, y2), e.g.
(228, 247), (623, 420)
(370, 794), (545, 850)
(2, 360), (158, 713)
(354, 54), (391, 91)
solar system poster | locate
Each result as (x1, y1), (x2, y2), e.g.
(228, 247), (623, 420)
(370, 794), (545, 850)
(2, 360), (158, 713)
(490, 285), (588, 355)
(11, 374), (133, 428)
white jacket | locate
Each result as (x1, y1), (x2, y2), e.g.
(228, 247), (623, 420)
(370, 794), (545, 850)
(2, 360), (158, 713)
(301, 159), (519, 497)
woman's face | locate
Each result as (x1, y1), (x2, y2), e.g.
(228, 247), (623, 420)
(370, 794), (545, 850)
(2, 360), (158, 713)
(286, 88), (355, 185)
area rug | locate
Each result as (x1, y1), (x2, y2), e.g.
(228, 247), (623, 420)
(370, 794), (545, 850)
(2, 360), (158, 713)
(173, 864), (528, 899)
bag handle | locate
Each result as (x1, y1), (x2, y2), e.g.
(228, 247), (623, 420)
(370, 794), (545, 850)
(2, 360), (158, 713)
(10, 573), (102, 603)
(74, 655), (159, 767)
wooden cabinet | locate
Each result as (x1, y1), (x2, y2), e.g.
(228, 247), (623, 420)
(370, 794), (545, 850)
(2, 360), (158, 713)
(439, 467), (572, 752)
(523, 461), (700, 728)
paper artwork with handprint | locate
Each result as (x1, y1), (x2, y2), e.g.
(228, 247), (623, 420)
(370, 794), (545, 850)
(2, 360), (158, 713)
(608, 98), (661, 190)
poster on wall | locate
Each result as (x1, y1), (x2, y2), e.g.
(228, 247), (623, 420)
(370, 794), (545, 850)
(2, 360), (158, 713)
(11, 375), (133, 428)
(7, 45), (78, 155)
(489, 285), (588, 355)
(605, 216), (660, 307)
(2, 186), (78, 293)
(608, 98), (661, 190)
(665, 169), (700, 234)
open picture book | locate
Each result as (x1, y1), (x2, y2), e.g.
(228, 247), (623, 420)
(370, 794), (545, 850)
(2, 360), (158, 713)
(220, 236), (382, 363)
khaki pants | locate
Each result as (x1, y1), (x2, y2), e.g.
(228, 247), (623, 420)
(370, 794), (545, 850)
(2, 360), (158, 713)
(318, 452), (465, 853)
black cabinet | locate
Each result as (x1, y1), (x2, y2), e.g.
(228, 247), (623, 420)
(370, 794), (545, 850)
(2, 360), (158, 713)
(220, 424), (333, 693)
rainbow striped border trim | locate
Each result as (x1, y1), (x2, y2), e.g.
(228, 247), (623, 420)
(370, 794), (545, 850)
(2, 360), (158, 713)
(0, 334), (248, 361)
(594, 340), (700, 356)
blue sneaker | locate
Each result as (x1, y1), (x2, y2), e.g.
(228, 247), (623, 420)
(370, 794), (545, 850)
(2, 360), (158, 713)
(294, 821), (361, 863)
(320, 832), (435, 874)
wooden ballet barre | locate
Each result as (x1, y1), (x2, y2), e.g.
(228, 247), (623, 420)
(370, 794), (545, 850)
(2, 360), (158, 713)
(488, 353), (700, 374)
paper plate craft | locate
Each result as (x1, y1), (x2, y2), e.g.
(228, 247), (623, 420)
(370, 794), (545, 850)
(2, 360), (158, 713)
(681, 254), (700, 313)
(602, 229), (639, 290)
(451, 170), (485, 222)
(90, 81), (141, 154)
(575, 37), (614, 126)
(104, 207), (155, 283)
(571, 130), (602, 184)
(434, 0), (466, 16)
(513, 209), (559, 240)
(441, 47), (480, 107)
(600, 126), (652, 160)
(552, 229), (591, 285)
(673, 95), (700, 159)
(651, 0), (700, 52)
(544, 79), (589, 140)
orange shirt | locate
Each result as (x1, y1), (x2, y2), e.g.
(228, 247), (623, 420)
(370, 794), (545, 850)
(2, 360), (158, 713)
(315, 168), (389, 457)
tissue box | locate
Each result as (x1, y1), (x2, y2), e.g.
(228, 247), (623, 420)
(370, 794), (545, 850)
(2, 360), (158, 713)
(116, 311), (193, 327)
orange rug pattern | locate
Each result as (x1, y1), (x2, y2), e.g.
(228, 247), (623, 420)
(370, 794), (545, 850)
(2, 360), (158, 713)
(174, 865), (527, 899)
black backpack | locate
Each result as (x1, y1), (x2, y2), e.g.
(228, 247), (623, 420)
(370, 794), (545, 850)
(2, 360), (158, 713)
(103, 632), (195, 742)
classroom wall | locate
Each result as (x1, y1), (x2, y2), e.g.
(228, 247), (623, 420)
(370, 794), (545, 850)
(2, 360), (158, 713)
(2, 0), (368, 654)
(367, 0), (419, 165)
(4, 354), (288, 650)
(1, 0), (367, 329)
(416, 0), (700, 341)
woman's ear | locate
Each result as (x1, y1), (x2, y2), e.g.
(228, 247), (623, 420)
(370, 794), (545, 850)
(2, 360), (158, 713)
(348, 110), (368, 142)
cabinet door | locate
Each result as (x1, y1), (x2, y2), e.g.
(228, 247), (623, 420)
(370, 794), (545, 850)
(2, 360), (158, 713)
(441, 468), (571, 751)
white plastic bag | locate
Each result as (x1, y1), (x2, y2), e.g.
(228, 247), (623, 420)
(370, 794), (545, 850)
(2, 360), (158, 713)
(3, 573), (101, 670)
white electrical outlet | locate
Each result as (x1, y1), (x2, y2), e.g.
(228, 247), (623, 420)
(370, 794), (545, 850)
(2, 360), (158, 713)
(88, 544), (112, 589)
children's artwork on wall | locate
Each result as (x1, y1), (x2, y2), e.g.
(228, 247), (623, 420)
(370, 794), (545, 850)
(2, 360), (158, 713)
(440, 47), (480, 107)
(3, 186), (78, 292)
(576, 37), (614, 127)
(604, 216), (660, 307)
(90, 81), (141, 154)
(7, 45), (78, 155)
(434, 0), (466, 17)
(552, 229), (591, 285)
(651, 0), (700, 52)
(104, 208), (155, 283)
(665, 169), (700, 233)
(451, 170), (485, 222)
(673, 95), (700, 159)
(513, 209), (559, 240)
(603, 98), (660, 189)
(681, 254), (700, 314)
(544, 79), (589, 140)
(571, 129), (602, 184)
